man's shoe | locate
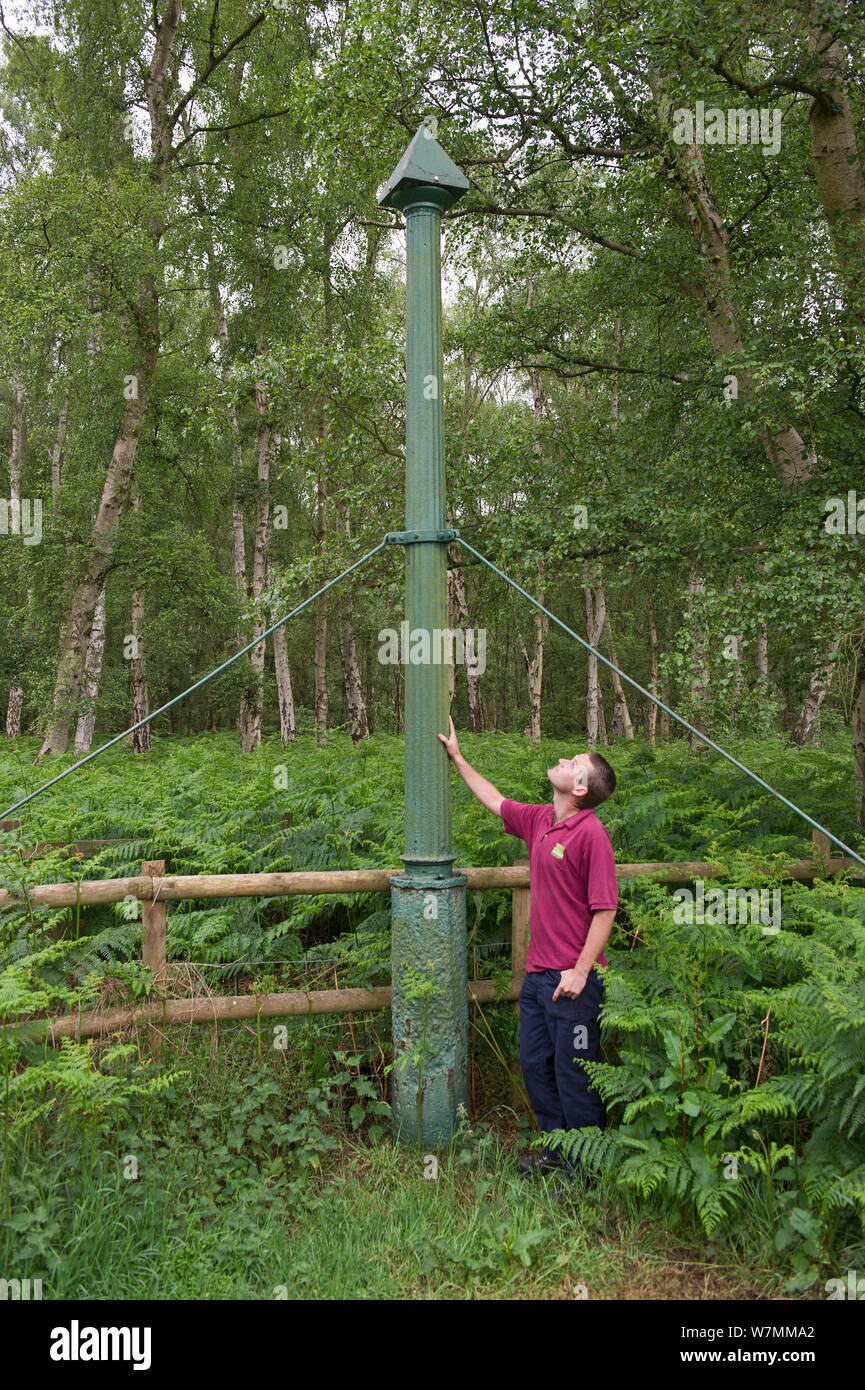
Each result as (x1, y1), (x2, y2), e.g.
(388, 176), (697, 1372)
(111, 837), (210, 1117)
(517, 1152), (562, 1177)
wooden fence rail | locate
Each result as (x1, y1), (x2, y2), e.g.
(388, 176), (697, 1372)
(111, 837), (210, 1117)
(3, 826), (860, 1045)
(1, 855), (856, 913)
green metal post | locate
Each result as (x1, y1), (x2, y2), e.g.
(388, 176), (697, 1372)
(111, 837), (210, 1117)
(377, 127), (471, 1146)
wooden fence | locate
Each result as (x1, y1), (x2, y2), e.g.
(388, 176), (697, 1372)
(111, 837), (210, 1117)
(1, 827), (859, 1044)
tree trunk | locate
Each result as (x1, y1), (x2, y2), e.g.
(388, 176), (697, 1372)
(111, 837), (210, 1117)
(129, 479), (150, 754)
(511, 369), (549, 745)
(36, 0), (179, 760)
(73, 581), (107, 755)
(808, 29), (865, 328)
(337, 607), (369, 743)
(607, 322), (627, 744)
(186, 110), (253, 744)
(583, 561), (606, 748)
(602, 613), (634, 739)
(129, 596), (149, 752)
(314, 469), (328, 744)
(394, 667), (403, 734)
(312, 235), (339, 746)
(517, 565), (548, 746)
(232, 491), (248, 641)
(791, 637), (840, 747)
(752, 629), (771, 729)
(273, 622), (296, 744)
(647, 594), (659, 747)
(448, 559), (483, 732)
(37, 339), (157, 760)
(447, 567), (458, 707)
(5, 687), (23, 739)
(335, 502), (369, 743)
(729, 577), (743, 725)
(71, 281), (107, 756)
(238, 364), (277, 753)
(687, 571), (710, 746)
(5, 369), (25, 735)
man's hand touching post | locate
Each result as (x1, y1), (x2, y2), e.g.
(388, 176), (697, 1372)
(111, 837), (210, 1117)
(438, 717), (504, 818)
(437, 714), (463, 763)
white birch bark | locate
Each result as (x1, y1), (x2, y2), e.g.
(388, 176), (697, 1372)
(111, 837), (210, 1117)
(583, 561), (606, 748)
(603, 613), (634, 739)
(335, 502), (369, 743)
(74, 582), (107, 755)
(37, 0), (180, 758)
(314, 469), (328, 744)
(687, 571), (710, 747)
(273, 622), (296, 744)
(791, 637), (840, 747)
(4, 370), (25, 736)
(239, 366), (277, 752)
(647, 595), (659, 746)
(449, 559), (483, 732)
(129, 478), (150, 753)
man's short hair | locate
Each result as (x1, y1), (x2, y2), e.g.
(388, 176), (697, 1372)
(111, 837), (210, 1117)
(583, 752), (616, 809)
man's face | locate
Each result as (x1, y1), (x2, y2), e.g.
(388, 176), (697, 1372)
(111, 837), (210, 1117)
(547, 752), (591, 800)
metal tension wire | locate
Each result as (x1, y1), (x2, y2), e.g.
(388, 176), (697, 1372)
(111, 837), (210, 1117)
(3, 528), (864, 876)
(454, 535), (865, 873)
(0, 538), (390, 822)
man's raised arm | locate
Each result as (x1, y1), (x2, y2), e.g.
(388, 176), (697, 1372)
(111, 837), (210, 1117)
(438, 717), (504, 817)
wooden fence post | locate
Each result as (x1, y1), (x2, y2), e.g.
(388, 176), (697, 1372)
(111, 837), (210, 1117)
(511, 859), (530, 982)
(812, 827), (831, 875)
(509, 860), (531, 1112)
(142, 859), (167, 982)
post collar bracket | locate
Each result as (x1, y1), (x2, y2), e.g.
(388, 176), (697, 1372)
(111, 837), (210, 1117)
(384, 529), (460, 545)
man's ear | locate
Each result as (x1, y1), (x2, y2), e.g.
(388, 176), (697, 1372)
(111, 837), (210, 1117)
(573, 766), (589, 799)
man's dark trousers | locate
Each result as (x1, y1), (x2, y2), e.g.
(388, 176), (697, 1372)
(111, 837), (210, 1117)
(519, 967), (606, 1172)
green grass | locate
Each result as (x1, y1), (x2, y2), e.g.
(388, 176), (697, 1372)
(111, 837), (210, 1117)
(0, 1028), (782, 1302)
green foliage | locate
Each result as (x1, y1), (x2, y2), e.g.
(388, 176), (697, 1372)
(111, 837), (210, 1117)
(3, 735), (865, 1289)
(543, 867), (865, 1289)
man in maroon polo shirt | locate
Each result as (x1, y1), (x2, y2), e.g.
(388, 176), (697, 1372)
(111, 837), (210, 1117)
(437, 718), (618, 1177)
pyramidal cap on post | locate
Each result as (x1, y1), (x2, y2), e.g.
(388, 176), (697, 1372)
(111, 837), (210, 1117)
(376, 124), (470, 213)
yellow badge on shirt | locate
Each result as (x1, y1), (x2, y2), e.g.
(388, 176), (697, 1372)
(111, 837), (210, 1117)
(551, 842), (565, 859)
